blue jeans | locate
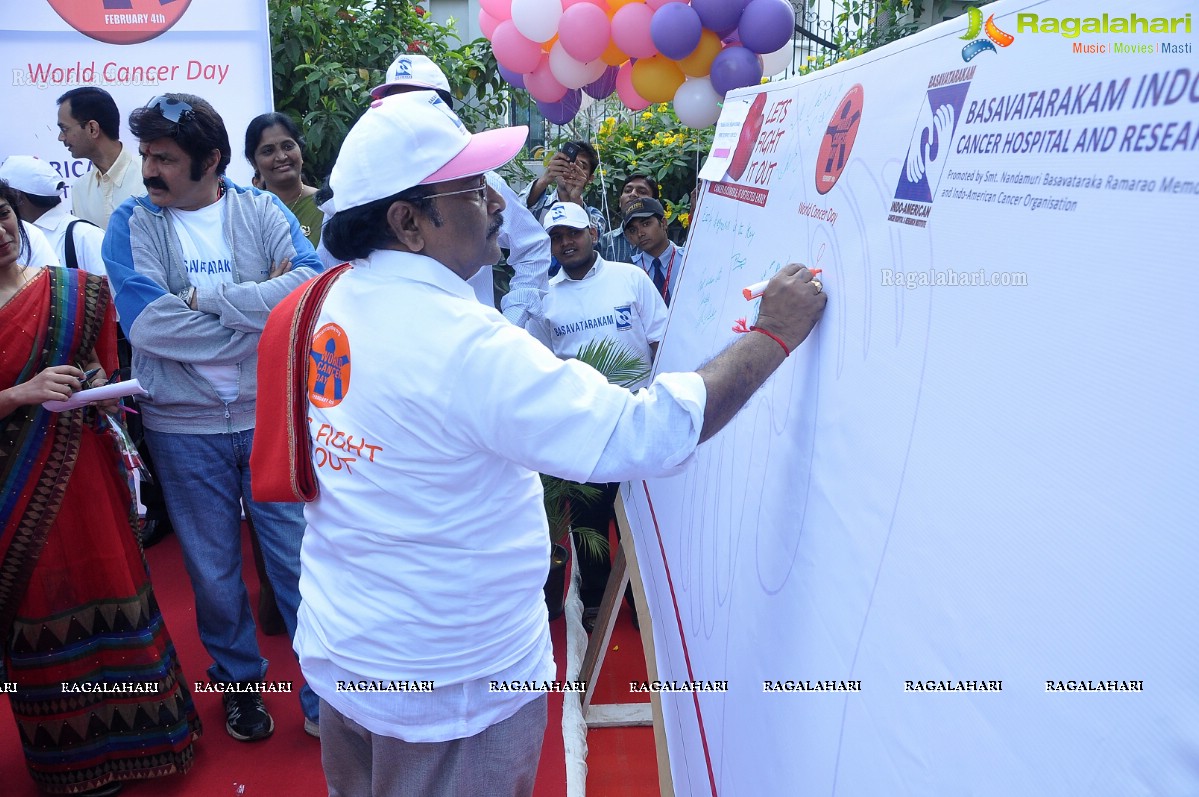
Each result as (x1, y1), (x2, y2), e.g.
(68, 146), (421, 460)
(144, 427), (319, 722)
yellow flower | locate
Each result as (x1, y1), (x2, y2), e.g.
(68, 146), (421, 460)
(679, 212), (691, 227)
(623, 135), (633, 142)
(636, 141), (644, 149)
(605, 116), (616, 126)
(641, 111), (653, 120)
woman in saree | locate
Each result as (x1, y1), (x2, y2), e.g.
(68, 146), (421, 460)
(245, 112), (323, 247)
(0, 179), (200, 796)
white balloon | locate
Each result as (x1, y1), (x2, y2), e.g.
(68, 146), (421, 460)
(511, 0), (563, 43)
(673, 76), (722, 128)
(759, 41), (795, 78)
(549, 42), (607, 89)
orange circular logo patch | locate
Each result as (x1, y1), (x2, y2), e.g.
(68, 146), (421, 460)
(815, 84), (864, 195)
(46, 0), (192, 46)
(308, 323), (351, 408)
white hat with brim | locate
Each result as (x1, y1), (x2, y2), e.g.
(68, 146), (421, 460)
(542, 201), (593, 232)
(330, 92), (527, 213)
(370, 53), (453, 102)
(0, 156), (65, 197)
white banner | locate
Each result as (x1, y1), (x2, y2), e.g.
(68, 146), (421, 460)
(1, 1), (272, 192)
(626, 1), (1199, 794)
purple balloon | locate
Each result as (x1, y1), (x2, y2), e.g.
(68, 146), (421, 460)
(583, 65), (619, 100)
(498, 63), (526, 90)
(538, 89), (582, 125)
(651, 3), (703, 60)
(690, 0), (744, 37)
(738, 0), (796, 54)
(709, 44), (764, 96)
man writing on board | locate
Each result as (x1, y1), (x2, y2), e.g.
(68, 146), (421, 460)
(256, 92), (827, 796)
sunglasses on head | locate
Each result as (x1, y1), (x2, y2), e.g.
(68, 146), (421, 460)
(145, 95), (195, 124)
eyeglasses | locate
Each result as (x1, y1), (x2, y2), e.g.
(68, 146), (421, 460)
(420, 177), (489, 203)
(145, 95), (195, 124)
(56, 122), (83, 135)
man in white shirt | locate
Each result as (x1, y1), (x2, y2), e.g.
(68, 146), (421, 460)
(542, 200), (668, 625)
(56, 86), (143, 228)
(0, 156), (104, 274)
(275, 91), (826, 796)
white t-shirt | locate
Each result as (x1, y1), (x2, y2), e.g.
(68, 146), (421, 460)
(33, 203), (106, 277)
(169, 198), (239, 401)
(294, 250), (705, 743)
(544, 255), (668, 389)
(21, 220), (61, 268)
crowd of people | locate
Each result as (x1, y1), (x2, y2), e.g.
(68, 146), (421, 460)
(0, 53), (826, 797)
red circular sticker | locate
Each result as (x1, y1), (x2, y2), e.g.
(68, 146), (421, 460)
(308, 324), (352, 409)
(46, 0), (192, 46)
(815, 84), (864, 195)
(728, 92), (768, 183)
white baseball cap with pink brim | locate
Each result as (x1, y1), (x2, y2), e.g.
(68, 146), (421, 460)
(329, 92), (527, 213)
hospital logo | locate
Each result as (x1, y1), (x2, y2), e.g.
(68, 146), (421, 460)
(888, 67), (974, 229)
(960, 6), (1015, 61)
(815, 84), (864, 196)
(614, 306), (633, 331)
(46, 0), (192, 46)
(309, 323), (351, 409)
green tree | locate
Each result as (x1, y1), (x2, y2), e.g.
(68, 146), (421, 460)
(267, 0), (512, 182)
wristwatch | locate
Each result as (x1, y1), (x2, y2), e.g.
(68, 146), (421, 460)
(177, 286), (196, 307)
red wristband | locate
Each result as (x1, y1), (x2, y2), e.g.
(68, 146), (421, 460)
(750, 326), (790, 357)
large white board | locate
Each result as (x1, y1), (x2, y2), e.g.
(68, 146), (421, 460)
(625, 1), (1199, 794)
(0, 1), (272, 192)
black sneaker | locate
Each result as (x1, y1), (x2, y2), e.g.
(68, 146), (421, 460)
(222, 684), (275, 741)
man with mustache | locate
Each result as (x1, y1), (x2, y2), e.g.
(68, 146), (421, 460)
(101, 93), (325, 742)
(258, 91), (827, 795)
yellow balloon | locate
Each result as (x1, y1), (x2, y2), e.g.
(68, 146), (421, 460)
(631, 55), (685, 104)
(601, 39), (630, 66)
(541, 33), (559, 53)
(607, 0), (642, 12)
(677, 29), (722, 77)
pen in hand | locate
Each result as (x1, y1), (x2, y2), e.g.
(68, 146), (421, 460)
(79, 368), (101, 390)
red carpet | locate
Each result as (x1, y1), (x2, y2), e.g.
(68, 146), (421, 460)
(0, 526), (661, 796)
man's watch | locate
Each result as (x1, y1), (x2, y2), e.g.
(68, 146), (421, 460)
(177, 286), (196, 307)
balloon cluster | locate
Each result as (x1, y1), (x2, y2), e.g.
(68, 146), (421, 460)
(480, 0), (796, 128)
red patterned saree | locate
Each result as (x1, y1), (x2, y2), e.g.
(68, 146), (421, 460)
(0, 267), (200, 794)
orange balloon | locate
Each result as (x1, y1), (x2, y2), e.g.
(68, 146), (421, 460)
(631, 55), (684, 103)
(606, 0), (641, 12)
(601, 39), (630, 66)
(677, 29), (722, 77)
(542, 33), (559, 53)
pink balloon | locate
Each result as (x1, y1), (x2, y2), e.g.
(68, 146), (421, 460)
(479, 9), (501, 39)
(611, 4), (658, 60)
(492, 21), (544, 74)
(616, 60), (651, 110)
(562, 0), (595, 7)
(558, 3), (611, 63)
(525, 57), (569, 102)
(480, 0), (513, 21)
(647, 0), (684, 9)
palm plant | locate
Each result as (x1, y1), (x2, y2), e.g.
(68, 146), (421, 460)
(541, 337), (652, 561)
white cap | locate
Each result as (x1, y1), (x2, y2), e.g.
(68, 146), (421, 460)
(0, 156), (65, 197)
(330, 92), (527, 213)
(542, 201), (593, 231)
(370, 54), (453, 101)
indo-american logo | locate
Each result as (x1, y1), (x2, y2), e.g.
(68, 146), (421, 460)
(888, 67), (974, 228)
(46, 0), (192, 45)
(960, 6), (1015, 61)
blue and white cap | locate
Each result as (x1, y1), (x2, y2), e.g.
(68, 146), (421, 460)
(370, 54), (453, 103)
(542, 202), (592, 232)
